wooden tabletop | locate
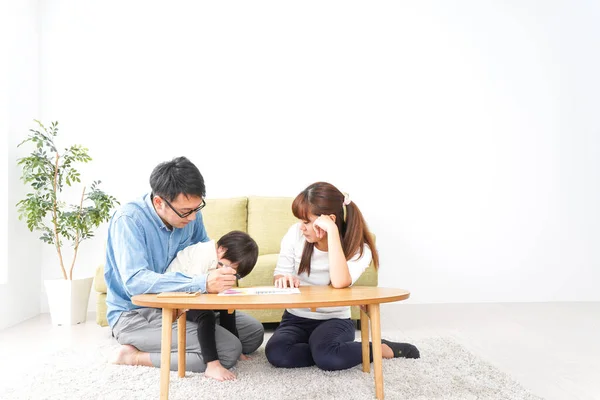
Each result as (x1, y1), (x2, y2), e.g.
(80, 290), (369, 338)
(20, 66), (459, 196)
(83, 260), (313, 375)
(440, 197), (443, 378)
(132, 286), (410, 310)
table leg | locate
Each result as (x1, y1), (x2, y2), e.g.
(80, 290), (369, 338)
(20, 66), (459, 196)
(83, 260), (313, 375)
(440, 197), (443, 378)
(160, 307), (173, 400)
(368, 303), (384, 400)
(177, 310), (186, 378)
(360, 306), (370, 373)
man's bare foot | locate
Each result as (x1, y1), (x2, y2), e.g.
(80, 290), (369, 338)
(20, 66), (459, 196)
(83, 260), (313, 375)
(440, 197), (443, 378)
(204, 360), (236, 381)
(112, 344), (141, 365)
(239, 353), (250, 361)
(111, 344), (153, 367)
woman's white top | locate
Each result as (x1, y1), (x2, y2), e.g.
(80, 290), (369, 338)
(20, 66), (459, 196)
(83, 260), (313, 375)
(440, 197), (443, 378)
(167, 240), (218, 276)
(274, 223), (372, 320)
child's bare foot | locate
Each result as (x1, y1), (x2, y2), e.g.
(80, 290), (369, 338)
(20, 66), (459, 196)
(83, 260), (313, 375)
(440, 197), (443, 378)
(204, 360), (236, 381)
(111, 344), (140, 365)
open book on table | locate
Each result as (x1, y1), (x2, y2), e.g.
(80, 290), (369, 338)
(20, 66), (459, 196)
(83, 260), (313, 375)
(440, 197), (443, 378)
(218, 286), (301, 296)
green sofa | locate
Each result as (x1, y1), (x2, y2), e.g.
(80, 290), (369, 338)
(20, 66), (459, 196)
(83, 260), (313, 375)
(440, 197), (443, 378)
(94, 196), (378, 327)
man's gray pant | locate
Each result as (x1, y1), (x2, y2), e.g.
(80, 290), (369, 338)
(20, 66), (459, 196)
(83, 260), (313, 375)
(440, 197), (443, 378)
(112, 308), (264, 372)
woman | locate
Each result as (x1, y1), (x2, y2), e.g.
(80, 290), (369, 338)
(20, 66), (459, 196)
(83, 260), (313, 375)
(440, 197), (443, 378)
(265, 182), (420, 371)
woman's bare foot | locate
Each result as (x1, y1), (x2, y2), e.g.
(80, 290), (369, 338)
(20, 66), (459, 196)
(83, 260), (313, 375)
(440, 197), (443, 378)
(204, 360), (236, 381)
(239, 353), (250, 361)
(111, 344), (153, 366)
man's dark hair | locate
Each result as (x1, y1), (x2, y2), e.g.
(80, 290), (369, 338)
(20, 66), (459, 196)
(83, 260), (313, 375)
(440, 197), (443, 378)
(149, 156), (206, 201)
(217, 231), (259, 278)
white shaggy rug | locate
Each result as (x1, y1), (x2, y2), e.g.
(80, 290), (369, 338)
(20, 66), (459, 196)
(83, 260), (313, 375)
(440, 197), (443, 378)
(1, 336), (542, 400)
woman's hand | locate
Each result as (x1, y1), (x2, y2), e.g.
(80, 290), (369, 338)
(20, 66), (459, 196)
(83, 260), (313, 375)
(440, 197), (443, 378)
(312, 214), (337, 239)
(274, 274), (300, 288)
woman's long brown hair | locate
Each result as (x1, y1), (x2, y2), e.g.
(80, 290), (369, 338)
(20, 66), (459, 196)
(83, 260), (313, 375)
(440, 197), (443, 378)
(291, 182), (379, 276)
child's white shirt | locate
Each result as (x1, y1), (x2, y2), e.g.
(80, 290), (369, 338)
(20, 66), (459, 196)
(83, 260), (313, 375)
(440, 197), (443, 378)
(167, 240), (218, 276)
(274, 223), (372, 320)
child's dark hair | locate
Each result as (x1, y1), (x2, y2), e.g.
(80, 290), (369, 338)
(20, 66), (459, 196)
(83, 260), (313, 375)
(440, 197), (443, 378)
(217, 231), (259, 278)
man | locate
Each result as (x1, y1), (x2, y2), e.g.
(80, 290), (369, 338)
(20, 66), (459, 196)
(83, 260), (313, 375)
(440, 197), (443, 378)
(105, 156), (264, 373)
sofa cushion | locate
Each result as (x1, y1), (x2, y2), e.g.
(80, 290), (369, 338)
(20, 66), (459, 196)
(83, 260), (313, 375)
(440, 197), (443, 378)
(247, 196), (296, 256)
(202, 197), (248, 240)
(238, 254), (278, 287)
(96, 293), (108, 327)
(241, 308), (285, 324)
(94, 264), (107, 293)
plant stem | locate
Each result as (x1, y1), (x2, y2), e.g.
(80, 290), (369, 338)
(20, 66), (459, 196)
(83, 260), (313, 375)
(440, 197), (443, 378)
(53, 152), (68, 280)
(69, 186), (85, 280)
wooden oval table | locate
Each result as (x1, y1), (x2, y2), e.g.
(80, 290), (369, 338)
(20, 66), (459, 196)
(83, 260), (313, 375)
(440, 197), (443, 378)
(132, 286), (410, 400)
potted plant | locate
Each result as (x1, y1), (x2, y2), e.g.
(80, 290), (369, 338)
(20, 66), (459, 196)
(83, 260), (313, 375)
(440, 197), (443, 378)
(16, 120), (119, 326)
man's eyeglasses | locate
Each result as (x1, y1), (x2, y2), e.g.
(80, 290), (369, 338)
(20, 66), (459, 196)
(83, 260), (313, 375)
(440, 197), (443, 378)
(162, 196), (206, 218)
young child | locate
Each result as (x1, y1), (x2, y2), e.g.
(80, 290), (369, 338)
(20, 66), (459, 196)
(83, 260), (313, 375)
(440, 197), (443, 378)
(166, 230), (259, 381)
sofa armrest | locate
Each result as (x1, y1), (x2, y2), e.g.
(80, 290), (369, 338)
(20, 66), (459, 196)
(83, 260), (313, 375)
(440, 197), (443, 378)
(94, 264), (107, 293)
(354, 262), (378, 287)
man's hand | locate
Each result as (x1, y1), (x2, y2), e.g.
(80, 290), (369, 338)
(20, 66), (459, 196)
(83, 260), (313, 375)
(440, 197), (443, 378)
(274, 274), (300, 289)
(206, 267), (237, 293)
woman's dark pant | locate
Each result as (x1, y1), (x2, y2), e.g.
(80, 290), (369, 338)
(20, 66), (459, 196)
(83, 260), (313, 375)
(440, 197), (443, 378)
(265, 310), (373, 371)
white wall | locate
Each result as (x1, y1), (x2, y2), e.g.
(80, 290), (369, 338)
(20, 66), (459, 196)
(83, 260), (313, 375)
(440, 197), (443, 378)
(0, 0), (8, 284)
(0, 0), (43, 330)
(25, 0), (600, 314)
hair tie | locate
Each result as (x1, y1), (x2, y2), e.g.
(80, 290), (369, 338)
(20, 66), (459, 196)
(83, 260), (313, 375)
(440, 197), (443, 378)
(343, 192), (351, 206)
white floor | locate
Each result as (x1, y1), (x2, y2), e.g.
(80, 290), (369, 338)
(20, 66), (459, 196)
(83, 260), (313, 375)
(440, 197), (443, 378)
(1, 302), (599, 400)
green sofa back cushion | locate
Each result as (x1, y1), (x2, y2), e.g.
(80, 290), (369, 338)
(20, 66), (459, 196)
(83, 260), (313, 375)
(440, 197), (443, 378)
(238, 254), (279, 287)
(248, 196), (297, 256)
(202, 197), (248, 240)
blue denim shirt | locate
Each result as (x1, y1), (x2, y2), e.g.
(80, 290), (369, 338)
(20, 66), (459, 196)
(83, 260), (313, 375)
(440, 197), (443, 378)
(104, 193), (209, 328)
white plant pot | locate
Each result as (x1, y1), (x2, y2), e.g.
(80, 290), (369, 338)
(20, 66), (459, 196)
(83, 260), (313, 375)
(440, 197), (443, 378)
(44, 277), (94, 326)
